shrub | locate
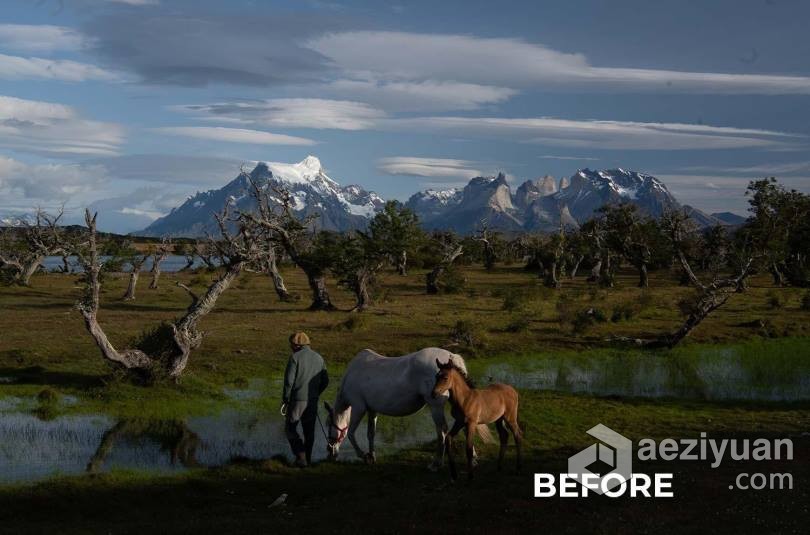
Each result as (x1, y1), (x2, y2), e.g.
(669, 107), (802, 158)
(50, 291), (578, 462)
(638, 290), (654, 310)
(677, 292), (702, 317)
(801, 291), (810, 311)
(334, 314), (369, 332)
(765, 290), (783, 310)
(188, 274), (210, 287)
(611, 303), (640, 323)
(101, 257), (125, 273)
(449, 320), (484, 350)
(570, 307), (607, 335)
(130, 322), (176, 360)
(505, 316), (531, 333)
(555, 294), (574, 322)
(440, 267), (466, 294)
(37, 387), (59, 404)
(502, 291), (527, 312)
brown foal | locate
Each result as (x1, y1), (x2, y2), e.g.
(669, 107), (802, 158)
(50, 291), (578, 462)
(432, 359), (522, 480)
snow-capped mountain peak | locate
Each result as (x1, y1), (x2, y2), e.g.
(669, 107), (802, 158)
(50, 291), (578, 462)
(262, 155), (335, 189)
(141, 156), (384, 236)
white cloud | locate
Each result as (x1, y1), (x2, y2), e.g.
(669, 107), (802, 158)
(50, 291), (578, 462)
(539, 155), (599, 161)
(0, 95), (124, 156)
(85, 153), (242, 186)
(101, 0), (159, 4)
(383, 116), (801, 150)
(326, 79), (517, 111)
(682, 161), (810, 176)
(175, 98), (384, 130)
(377, 157), (482, 179)
(309, 31), (810, 95)
(0, 53), (116, 82)
(0, 24), (85, 53)
(154, 126), (316, 146)
(0, 155), (108, 199)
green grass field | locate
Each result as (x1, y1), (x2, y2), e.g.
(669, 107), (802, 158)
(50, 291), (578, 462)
(0, 265), (808, 533)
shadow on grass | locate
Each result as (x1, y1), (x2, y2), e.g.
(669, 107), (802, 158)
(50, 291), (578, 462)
(1, 437), (807, 534)
(0, 366), (103, 389)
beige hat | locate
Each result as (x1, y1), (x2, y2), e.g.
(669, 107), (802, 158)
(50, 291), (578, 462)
(290, 331), (311, 346)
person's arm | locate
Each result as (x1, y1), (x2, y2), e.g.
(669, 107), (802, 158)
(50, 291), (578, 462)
(282, 354), (298, 403)
(319, 365), (329, 395)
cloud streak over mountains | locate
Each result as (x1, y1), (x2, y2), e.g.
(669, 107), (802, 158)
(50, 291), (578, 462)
(0, 24), (85, 53)
(382, 117), (800, 150)
(0, 95), (124, 156)
(174, 99), (385, 130)
(154, 126), (316, 146)
(309, 31), (810, 96)
(377, 157), (483, 181)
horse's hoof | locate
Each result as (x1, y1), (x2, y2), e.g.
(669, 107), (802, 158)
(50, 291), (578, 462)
(364, 452), (376, 464)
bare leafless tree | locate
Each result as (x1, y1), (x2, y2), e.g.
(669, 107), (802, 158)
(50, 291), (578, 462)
(0, 208), (67, 286)
(239, 173), (335, 310)
(122, 254), (148, 301)
(262, 238), (294, 302)
(197, 241), (219, 271)
(474, 219), (497, 271)
(148, 237), (172, 289)
(74, 207), (261, 380)
(176, 242), (196, 272)
(615, 210), (757, 348)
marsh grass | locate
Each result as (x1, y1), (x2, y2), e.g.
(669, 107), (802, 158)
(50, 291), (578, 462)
(0, 265), (808, 416)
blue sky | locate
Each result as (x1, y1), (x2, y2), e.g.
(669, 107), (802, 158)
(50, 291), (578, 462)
(1, 0), (809, 232)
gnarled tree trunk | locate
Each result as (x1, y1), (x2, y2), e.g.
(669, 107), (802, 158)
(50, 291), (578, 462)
(123, 256), (147, 301)
(570, 254), (584, 279)
(544, 261), (561, 289)
(426, 245), (463, 294)
(637, 262), (649, 288)
(587, 259), (602, 282)
(149, 243), (170, 289)
(19, 254), (45, 286)
(76, 209), (255, 381)
(178, 255), (195, 272)
(306, 271), (334, 310)
(396, 250), (408, 276)
(265, 244), (293, 301)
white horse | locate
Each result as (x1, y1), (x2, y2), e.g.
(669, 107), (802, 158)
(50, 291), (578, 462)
(323, 347), (472, 469)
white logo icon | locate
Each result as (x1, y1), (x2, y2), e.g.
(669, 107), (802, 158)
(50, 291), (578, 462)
(567, 424), (633, 495)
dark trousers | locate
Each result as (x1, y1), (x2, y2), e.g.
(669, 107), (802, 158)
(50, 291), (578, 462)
(285, 399), (318, 463)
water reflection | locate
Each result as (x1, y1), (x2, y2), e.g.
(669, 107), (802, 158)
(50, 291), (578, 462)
(41, 255), (212, 273)
(483, 350), (810, 401)
(0, 408), (437, 484)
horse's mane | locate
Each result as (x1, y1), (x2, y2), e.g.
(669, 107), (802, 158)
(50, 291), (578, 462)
(442, 360), (475, 389)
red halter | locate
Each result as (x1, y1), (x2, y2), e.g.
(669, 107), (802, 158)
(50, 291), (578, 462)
(331, 423), (348, 445)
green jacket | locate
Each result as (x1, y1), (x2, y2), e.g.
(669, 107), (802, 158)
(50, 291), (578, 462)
(282, 346), (329, 402)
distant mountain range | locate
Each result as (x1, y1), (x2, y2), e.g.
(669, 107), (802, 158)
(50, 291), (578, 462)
(136, 156), (743, 237)
(406, 168), (733, 233)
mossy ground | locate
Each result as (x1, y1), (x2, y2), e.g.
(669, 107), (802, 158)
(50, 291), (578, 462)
(0, 390), (807, 534)
(1, 265), (808, 415)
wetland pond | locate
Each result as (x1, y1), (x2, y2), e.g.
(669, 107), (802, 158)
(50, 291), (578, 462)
(1, 342), (807, 484)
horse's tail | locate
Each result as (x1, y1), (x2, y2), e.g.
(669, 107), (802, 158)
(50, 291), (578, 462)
(477, 424), (496, 445)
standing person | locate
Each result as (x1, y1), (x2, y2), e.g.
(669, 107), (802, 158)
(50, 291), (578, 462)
(281, 331), (329, 467)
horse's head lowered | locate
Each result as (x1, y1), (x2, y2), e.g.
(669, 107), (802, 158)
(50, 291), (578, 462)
(323, 400), (350, 460)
